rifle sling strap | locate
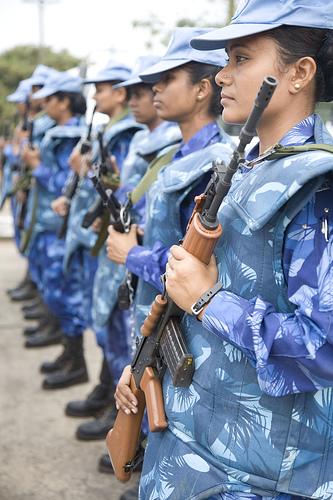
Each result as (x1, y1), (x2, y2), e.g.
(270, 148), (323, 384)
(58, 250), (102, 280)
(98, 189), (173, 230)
(90, 210), (111, 257)
(129, 146), (178, 205)
(268, 143), (333, 160)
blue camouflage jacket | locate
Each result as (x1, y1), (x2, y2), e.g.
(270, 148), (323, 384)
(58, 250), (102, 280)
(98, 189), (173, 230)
(92, 120), (181, 328)
(140, 114), (333, 500)
(23, 117), (84, 254)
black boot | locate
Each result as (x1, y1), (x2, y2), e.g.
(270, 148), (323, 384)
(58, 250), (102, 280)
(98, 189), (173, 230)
(6, 269), (31, 296)
(23, 303), (48, 321)
(23, 315), (55, 337)
(40, 339), (73, 374)
(42, 336), (89, 390)
(24, 319), (63, 348)
(9, 280), (38, 302)
(119, 483), (140, 500)
(21, 296), (43, 312)
(98, 442), (144, 474)
(75, 402), (117, 440)
(65, 357), (114, 417)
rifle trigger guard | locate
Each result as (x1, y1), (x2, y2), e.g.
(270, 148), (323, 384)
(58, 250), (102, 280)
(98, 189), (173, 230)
(120, 205), (131, 233)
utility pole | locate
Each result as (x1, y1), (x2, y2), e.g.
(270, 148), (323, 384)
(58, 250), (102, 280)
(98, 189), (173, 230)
(23, 0), (59, 62)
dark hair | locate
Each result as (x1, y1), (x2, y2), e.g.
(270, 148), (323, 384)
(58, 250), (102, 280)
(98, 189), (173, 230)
(181, 61), (222, 117)
(53, 91), (87, 116)
(263, 26), (333, 102)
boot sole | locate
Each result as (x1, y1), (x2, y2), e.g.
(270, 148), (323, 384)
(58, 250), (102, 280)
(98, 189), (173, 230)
(75, 430), (109, 441)
(42, 375), (89, 390)
(24, 337), (63, 348)
(65, 405), (109, 418)
(98, 463), (114, 474)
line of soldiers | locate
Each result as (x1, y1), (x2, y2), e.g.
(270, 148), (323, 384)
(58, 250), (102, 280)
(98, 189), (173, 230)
(2, 0), (333, 497)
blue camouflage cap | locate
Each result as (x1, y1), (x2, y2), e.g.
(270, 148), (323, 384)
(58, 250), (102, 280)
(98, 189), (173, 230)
(84, 60), (132, 84)
(139, 27), (228, 83)
(29, 64), (60, 86)
(32, 71), (83, 99)
(191, 0), (333, 50)
(113, 55), (161, 89)
(7, 79), (32, 103)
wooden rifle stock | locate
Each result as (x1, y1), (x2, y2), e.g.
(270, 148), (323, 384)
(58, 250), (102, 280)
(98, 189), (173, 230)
(107, 367), (167, 482)
(107, 76), (278, 482)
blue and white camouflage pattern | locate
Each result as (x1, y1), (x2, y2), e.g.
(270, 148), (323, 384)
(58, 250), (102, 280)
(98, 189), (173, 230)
(92, 121), (181, 328)
(24, 121), (84, 254)
(139, 115), (333, 499)
(134, 139), (234, 338)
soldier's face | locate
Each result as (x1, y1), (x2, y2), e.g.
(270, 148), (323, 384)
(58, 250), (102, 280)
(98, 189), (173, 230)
(93, 83), (123, 116)
(129, 85), (157, 126)
(215, 35), (297, 126)
(152, 68), (202, 123)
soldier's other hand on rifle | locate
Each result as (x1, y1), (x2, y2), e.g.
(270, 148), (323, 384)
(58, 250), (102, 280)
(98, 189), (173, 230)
(21, 144), (40, 169)
(51, 196), (69, 216)
(91, 217), (102, 233)
(16, 189), (27, 204)
(106, 224), (142, 264)
(166, 245), (218, 319)
(114, 365), (138, 415)
(69, 147), (90, 175)
(109, 155), (120, 176)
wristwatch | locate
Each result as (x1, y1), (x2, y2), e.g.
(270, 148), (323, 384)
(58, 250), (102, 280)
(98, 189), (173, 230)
(191, 281), (223, 318)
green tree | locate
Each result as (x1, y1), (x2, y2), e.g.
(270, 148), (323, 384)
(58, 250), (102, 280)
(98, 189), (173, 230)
(0, 44), (81, 129)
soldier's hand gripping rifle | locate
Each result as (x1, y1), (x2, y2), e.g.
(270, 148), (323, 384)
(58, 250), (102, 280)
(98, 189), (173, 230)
(57, 105), (96, 239)
(106, 76), (278, 482)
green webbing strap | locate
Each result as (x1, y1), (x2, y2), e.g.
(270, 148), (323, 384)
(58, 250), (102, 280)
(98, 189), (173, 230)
(105, 108), (130, 130)
(90, 210), (110, 257)
(19, 181), (38, 253)
(130, 146), (178, 205)
(268, 143), (333, 160)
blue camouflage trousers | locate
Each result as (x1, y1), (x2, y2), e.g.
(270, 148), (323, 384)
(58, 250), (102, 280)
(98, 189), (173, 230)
(28, 231), (86, 336)
(104, 305), (131, 384)
(81, 247), (106, 349)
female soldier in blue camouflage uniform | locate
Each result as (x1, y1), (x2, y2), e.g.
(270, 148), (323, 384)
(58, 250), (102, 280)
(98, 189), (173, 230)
(21, 73), (86, 357)
(39, 61), (143, 391)
(73, 56), (181, 448)
(117, 1), (333, 499)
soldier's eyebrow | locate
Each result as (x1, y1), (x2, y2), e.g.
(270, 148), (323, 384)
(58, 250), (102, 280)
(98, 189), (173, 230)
(226, 43), (253, 55)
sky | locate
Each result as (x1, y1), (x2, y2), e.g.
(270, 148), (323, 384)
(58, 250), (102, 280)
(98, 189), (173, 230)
(0, 0), (229, 68)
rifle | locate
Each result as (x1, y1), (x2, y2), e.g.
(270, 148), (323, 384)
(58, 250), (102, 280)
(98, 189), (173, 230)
(80, 123), (121, 231)
(81, 196), (104, 229)
(97, 127), (120, 186)
(15, 119), (34, 230)
(86, 165), (140, 308)
(57, 105), (97, 239)
(21, 97), (30, 132)
(106, 76), (278, 482)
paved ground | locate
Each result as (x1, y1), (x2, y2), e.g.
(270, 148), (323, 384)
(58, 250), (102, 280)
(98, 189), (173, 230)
(0, 239), (139, 500)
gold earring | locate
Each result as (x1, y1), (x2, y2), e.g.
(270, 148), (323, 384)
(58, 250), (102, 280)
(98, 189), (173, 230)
(197, 95), (203, 100)
(294, 83), (301, 90)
